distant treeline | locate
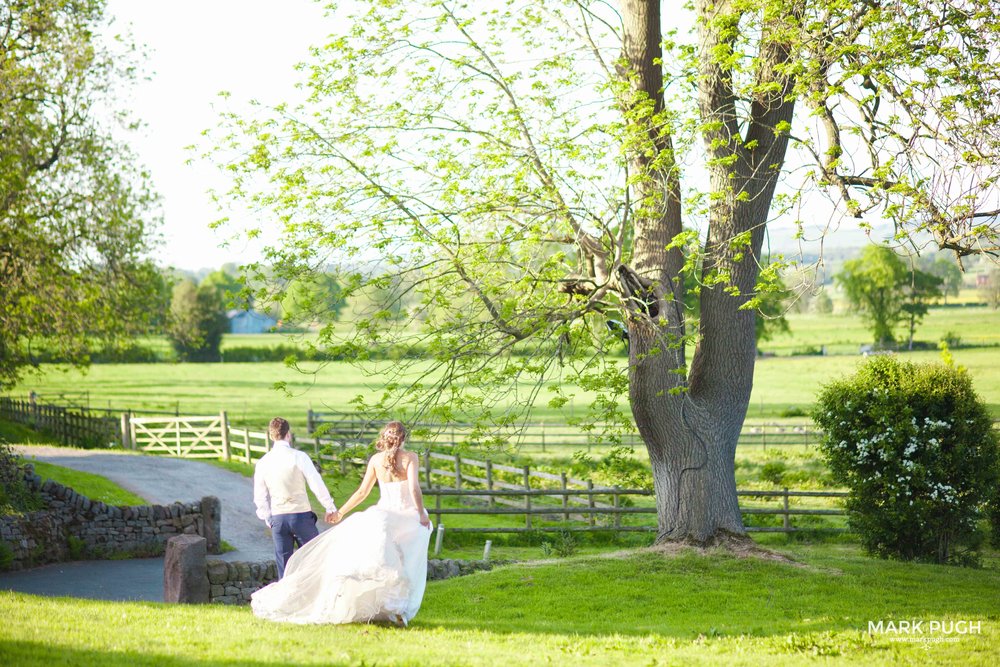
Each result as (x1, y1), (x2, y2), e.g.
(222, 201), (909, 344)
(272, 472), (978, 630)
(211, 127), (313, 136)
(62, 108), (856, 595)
(31, 342), (627, 365)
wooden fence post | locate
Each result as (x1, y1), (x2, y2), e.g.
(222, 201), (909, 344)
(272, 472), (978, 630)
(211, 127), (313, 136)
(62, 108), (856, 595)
(175, 418), (182, 457)
(454, 454), (463, 503)
(424, 449), (432, 488)
(313, 436), (320, 466)
(561, 472), (569, 522)
(782, 487), (791, 532)
(243, 429), (252, 464)
(523, 465), (532, 530)
(120, 412), (130, 449)
(434, 521), (445, 557)
(613, 485), (621, 530)
(220, 411), (231, 462)
(587, 480), (595, 527)
(485, 459), (494, 508)
(307, 408), (314, 434)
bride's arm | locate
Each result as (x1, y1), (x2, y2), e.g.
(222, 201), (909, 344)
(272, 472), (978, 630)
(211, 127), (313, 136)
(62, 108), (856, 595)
(406, 453), (431, 528)
(335, 459), (377, 521)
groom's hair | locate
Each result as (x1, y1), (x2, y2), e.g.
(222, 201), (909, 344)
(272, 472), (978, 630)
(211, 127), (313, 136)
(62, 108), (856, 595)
(268, 417), (290, 442)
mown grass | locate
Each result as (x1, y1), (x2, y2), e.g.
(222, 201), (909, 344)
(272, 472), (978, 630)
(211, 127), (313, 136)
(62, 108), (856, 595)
(19, 459), (147, 506)
(9, 340), (1000, 427)
(1, 544), (998, 666)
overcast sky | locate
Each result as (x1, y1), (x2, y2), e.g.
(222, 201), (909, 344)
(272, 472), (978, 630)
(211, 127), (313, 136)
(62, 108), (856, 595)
(106, 0), (331, 271)
(107, 1), (887, 274)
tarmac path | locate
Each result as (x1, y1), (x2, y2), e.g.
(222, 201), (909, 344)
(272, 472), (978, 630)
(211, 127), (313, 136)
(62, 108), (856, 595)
(0, 446), (331, 601)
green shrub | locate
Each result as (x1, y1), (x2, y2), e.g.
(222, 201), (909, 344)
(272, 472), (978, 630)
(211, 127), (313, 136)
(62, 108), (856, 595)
(760, 461), (788, 486)
(541, 530), (578, 558)
(0, 541), (13, 571)
(812, 356), (1000, 566)
(66, 536), (86, 560)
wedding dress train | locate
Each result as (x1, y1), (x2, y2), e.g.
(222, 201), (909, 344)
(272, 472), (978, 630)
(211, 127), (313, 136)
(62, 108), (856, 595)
(251, 479), (432, 624)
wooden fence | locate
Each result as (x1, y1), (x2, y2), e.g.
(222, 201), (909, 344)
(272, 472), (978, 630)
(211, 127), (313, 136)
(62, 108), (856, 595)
(419, 487), (850, 535)
(2, 396), (849, 535)
(307, 437), (848, 535)
(307, 410), (826, 451)
(0, 396), (123, 447)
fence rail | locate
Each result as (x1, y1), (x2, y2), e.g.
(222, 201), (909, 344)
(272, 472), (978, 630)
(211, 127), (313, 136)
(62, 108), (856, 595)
(419, 488), (849, 534)
(0, 397), (124, 447)
(308, 410), (832, 451)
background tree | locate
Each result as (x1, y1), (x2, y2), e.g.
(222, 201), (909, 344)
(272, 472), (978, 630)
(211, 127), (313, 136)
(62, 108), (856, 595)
(201, 268), (247, 310)
(279, 273), (346, 325)
(213, 0), (1000, 545)
(901, 271), (944, 351)
(837, 246), (910, 347)
(0, 0), (160, 388)
(166, 280), (228, 362)
(980, 269), (1000, 310)
(920, 257), (962, 305)
(837, 246), (943, 348)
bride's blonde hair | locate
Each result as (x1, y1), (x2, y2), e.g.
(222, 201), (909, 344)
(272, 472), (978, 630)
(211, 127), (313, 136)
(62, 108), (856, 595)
(375, 420), (407, 474)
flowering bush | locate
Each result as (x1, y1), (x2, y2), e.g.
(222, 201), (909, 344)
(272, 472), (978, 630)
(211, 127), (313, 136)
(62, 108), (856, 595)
(813, 356), (999, 565)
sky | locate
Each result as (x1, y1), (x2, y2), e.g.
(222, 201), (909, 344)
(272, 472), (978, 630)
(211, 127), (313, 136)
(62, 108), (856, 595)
(106, 1), (888, 274)
(106, 0), (331, 271)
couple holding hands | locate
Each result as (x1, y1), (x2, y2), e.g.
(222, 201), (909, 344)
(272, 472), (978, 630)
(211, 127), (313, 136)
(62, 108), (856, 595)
(251, 417), (432, 626)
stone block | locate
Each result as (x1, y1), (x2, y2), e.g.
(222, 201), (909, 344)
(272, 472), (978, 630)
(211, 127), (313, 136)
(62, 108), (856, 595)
(207, 560), (228, 584)
(163, 535), (209, 604)
(201, 496), (221, 554)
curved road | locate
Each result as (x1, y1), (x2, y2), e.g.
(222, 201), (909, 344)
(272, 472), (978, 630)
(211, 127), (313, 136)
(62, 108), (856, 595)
(0, 446), (331, 601)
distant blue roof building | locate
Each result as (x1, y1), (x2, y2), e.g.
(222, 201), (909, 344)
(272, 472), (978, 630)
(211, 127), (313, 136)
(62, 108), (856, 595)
(227, 309), (277, 334)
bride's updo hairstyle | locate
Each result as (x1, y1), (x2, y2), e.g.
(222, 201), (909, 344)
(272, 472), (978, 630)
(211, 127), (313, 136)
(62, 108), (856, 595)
(376, 420), (408, 474)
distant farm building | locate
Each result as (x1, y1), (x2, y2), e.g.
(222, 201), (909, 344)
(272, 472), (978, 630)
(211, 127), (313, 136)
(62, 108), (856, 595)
(227, 309), (277, 334)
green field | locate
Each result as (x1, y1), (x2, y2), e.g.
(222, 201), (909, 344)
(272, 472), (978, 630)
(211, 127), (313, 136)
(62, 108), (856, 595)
(2, 543), (999, 666)
(10, 343), (999, 428)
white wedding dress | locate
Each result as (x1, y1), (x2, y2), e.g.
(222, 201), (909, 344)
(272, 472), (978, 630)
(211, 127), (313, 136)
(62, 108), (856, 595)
(251, 479), (433, 625)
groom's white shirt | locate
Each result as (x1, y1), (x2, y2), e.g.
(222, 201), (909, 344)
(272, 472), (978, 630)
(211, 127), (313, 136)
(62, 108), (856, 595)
(253, 440), (337, 526)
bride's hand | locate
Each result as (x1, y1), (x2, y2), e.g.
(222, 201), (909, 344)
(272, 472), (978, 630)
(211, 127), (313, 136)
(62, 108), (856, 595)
(419, 513), (430, 528)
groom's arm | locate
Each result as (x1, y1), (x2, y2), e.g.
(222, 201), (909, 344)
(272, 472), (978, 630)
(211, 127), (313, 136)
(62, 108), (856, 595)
(296, 451), (337, 515)
(252, 466), (272, 527)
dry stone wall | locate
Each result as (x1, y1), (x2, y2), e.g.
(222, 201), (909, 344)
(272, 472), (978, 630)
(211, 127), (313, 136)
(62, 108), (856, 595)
(0, 465), (219, 571)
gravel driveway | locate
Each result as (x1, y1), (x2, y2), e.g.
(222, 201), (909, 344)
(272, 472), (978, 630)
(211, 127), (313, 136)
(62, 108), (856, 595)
(12, 445), (306, 562)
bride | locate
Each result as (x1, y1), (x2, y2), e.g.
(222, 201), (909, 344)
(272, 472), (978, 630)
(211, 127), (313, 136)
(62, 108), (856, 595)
(251, 421), (433, 625)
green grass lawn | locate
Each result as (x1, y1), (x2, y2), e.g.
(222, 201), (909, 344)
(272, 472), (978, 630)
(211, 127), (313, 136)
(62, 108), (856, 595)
(1, 543), (998, 666)
(20, 459), (147, 506)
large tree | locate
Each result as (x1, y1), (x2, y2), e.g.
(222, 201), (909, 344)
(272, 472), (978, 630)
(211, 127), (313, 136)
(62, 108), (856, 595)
(213, 0), (1000, 544)
(0, 0), (160, 387)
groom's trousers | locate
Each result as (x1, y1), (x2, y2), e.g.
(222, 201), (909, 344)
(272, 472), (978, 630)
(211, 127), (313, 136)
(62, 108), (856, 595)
(271, 511), (319, 578)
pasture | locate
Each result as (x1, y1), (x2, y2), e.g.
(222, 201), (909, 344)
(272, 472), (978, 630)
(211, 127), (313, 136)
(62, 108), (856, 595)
(11, 344), (1000, 427)
(2, 544), (999, 666)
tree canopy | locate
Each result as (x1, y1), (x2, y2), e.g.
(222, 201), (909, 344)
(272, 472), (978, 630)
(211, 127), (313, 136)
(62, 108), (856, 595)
(0, 0), (160, 388)
(212, 0), (1000, 544)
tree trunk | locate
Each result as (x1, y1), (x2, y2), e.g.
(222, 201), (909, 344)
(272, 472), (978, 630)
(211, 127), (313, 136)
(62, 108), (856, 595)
(627, 320), (747, 543)
(616, 0), (796, 546)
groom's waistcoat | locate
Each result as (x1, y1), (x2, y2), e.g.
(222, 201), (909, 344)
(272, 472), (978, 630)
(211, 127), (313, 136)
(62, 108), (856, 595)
(257, 446), (313, 515)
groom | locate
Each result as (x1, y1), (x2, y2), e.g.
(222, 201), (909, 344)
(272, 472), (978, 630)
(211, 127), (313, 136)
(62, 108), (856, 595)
(253, 417), (338, 578)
